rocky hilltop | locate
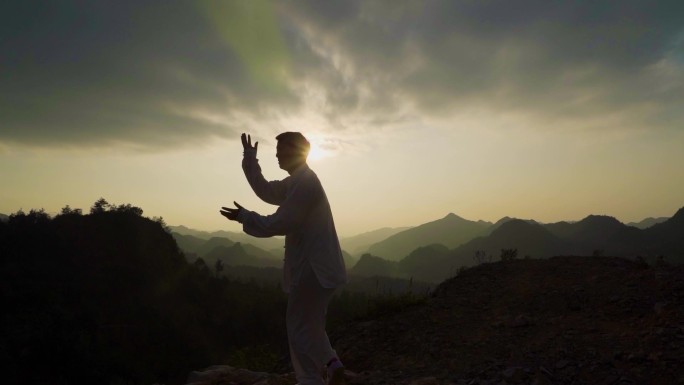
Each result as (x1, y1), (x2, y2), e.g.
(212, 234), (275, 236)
(189, 256), (684, 385)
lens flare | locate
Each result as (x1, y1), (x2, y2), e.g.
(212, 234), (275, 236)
(308, 142), (328, 161)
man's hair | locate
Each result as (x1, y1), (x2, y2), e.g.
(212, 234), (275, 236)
(276, 132), (310, 157)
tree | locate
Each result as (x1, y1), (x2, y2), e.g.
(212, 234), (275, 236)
(215, 258), (224, 278)
(60, 205), (83, 216)
(112, 203), (143, 216)
(153, 216), (170, 233)
(90, 198), (110, 214)
(474, 250), (491, 264)
(500, 248), (518, 261)
(193, 257), (211, 275)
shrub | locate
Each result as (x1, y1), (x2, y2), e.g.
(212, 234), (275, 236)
(500, 248), (518, 261)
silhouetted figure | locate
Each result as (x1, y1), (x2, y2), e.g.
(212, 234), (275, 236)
(221, 132), (348, 385)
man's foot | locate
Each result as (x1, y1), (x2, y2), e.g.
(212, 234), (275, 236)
(326, 357), (346, 385)
(327, 366), (346, 385)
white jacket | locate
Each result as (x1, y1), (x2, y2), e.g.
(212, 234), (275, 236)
(237, 148), (347, 292)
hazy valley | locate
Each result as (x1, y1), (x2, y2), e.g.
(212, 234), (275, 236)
(2, 202), (683, 384)
(167, 208), (684, 285)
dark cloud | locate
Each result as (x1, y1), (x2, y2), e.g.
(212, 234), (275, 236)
(1, 0), (682, 149)
(0, 0), (296, 148)
(281, 0), (684, 130)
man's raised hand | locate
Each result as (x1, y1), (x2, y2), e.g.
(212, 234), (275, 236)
(220, 201), (245, 222)
(241, 133), (258, 152)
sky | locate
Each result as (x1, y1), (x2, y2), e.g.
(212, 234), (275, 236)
(1, 0), (683, 236)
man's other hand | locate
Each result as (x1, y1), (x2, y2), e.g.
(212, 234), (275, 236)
(241, 133), (258, 152)
(220, 201), (245, 222)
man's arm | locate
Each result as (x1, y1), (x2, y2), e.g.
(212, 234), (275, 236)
(241, 133), (288, 205)
(221, 177), (314, 238)
(238, 178), (313, 237)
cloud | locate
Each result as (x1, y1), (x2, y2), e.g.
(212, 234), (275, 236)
(0, 0), (297, 149)
(281, 0), (684, 131)
(1, 0), (683, 150)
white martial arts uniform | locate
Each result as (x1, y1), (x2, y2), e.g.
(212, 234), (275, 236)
(237, 148), (347, 385)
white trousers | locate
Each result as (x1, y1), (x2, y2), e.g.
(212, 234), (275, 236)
(287, 262), (337, 385)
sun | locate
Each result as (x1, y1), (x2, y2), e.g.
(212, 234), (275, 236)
(308, 142), (328, 161)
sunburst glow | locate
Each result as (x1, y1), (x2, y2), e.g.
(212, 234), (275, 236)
(307, 141), (330, 161)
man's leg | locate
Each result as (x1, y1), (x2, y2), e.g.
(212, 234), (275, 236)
(287, 263), (338, 385)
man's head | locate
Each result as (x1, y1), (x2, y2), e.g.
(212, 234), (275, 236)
(276, 132), (310, 173)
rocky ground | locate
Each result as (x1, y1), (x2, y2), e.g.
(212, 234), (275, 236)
(187, 256), (684, 385)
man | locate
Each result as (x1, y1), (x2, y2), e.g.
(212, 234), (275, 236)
(220, 132), (347, 385)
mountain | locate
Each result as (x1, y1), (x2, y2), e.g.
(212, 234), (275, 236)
(203, 243), (281, 268)
(550, 215), (624, 240)
(0, 213), (8, 222)
(428, 209), (684, 282)
(397, 243), (451, 282)
(175, 208), (684, 285)
(171, 233), (238, 256)
(627, 216), (669, 229)
(172, 226), (363, 269)
(446, 219), (570, 266)
(350, 253), (399, 278)
(341, 249), (357, 271)
(350, 244), (452, 283)
(196, 236), (237, 256)
(349, 208), (684, 284)
(169, 225), (284, 251)
(171, 232), (281, 269)
(171, 232), (207, 254)
(544, 215), (629, 253)
(241, 242), (281, 261)
(488, 216), (538, 233)
(648, 206), (684, 233)
(367, 213), (492, 260)
(640, 207), (684, 262)
(543, 220), (577, 239)
(339, 226), (411, 255)
(541, 214), (680, 257)
(404, 218), (577, 283)
(485, 219), (566, 255)
(168, 224), (214, 239)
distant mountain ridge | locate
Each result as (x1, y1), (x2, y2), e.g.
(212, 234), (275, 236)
(169, 225), (284, 251)
(170, 232), (282, 269)
(0, 213), (8, 222)
(545, 215), (627, 248)
(351, 253), (399, 278)
(170, 208), (684, 283)
(172, 224), (410, 259)
(470, 219), (567, 258)
(627, 216), (669, 229)
(340, 226), (411, 255)
(204, 243), (282, 268)
(351, 207), (684, 283)
(171, 211), (675, 266)
(351, 244), (451, 281)
(367, 213), (492, 260)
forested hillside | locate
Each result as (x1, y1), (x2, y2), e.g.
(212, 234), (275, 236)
(0, 203), (296, 384)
